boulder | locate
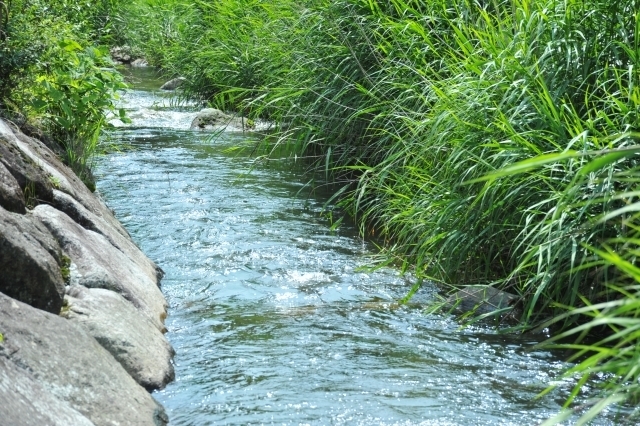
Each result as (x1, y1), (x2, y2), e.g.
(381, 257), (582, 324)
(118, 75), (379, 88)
(32, 204), (168, 331)
(51, 189), (164, 282)
(62, 286), (175, 391)
(0, 292), (168, 426)
(0, 207), (65, 313)
(0, 161), (26, 213)
(160, 76), (186, 90)
(445, 286), (520, 317)
(0, 357), (94, 426)
(131, 58), (149, 67)
(1, 119), (135, 242)
(110, 46), (132, 64)
(0, 121), (54, 206)
(190, 108), (253, 131)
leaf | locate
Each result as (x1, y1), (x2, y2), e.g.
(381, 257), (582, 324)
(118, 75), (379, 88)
(578, 150), (638, 176)
(575, 394), (626, 426)
(48, 88), (65, 102)
(597, 202), (640, 224)
(58, 39), (82, 52)
(30, 99), (48, 111)
(465, 151), (579, 183)
(539, 409), (573, 426)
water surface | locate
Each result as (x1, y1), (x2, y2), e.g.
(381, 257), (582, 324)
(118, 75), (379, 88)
(95, 68), (611, 425)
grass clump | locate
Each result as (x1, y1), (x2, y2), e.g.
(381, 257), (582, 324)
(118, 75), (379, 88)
(117, 0), (639, 421)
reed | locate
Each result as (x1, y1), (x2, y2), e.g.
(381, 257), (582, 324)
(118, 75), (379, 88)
(118, 0), (640, 421)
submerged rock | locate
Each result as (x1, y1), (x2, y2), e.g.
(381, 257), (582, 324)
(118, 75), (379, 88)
(0, 292), (168, 426)
(160, 76), (186, 90)
(190, 108), (254, 131)
(0, 207), (65, 313)
(445, 286), (520, 317)
(63, 285), (175, 391)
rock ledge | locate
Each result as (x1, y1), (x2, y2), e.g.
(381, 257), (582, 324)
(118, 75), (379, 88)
(0, 118), (173, 425)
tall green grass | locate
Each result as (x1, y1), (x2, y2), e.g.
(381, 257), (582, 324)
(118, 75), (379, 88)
(119, 0), (640, 420)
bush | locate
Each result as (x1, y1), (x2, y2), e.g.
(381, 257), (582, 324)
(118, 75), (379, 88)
(0, 0), (126, 188)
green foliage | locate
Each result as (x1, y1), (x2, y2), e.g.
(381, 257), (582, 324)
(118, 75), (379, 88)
(0, 0), (127, 188)
(60, 254), (71, 284)
(29, 39), (127, 187)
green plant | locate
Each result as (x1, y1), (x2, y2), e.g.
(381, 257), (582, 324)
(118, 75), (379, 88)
(116, 0), (640, 421)
(23, 180), (36, 208)
(60, 254), (71, 284)
(49, 175), (61, 189)
(29, 39), (127, 188)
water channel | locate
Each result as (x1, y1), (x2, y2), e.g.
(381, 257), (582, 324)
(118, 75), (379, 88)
(95, 68), (606, 425)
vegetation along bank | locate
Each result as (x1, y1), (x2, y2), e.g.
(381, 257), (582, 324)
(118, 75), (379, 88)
(115, 0), (640, 422)
(1, 0), (639, 423)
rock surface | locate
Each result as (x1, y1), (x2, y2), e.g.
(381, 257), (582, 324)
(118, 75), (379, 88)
(131, 58), (149, 67)
(0, 207), (65, 313)
(0, 117), (173, 423)
(32, 204), (168, 331)
(160, 76), (186, 90)
(0, 160), (26, 213)
(190, 107), (254, 131)
(63, 286), (175, 391)
(51, 189), (164, 282)
(445, 286), (519, 317)
(110, 46), (133, 64)
(0, 121), (54, 206)
(0, 292), (168, 426)
(0, 357), (95, 426)
(3, 119), (135, 241)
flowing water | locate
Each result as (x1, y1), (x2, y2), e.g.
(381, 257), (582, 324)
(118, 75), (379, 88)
(94, 68), (612, 425)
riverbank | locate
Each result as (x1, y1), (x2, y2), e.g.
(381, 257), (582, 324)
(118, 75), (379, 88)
(0, 117), (173, 424)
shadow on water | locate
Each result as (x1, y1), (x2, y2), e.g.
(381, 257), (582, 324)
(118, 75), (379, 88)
(93, 68), (621, 425)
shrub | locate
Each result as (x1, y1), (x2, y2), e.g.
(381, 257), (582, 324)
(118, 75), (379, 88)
(0, 0), (127, 188)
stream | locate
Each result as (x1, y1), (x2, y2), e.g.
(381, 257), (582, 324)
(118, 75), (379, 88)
(94, 68), (607, 425)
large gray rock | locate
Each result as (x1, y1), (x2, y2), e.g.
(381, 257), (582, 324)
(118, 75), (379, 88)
(0, 121), (54, 206)
(160, 76), (186, 90)
(131, 58), (149, 67)
(110, 46), (132, 64)
(445, 286), (520, 318)
(0, 119), (136, 243)
(0, 292), (168, 426)
(0, 160), (26, 213)
(0, 207), (65, 313)
(190, 108), (254, 131)
(52, 189), (164, 282)
(0, 357), (94, 426)
(63, 286), (175, 391)
(32, 204), (168, 331)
